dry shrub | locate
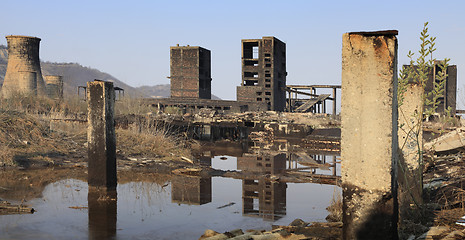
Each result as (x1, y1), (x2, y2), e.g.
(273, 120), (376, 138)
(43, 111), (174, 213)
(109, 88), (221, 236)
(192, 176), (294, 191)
(116, 128), (191, 160)
(0, 145), (15, 166)
(115, 97), (154, 115)
(326, 188), (342, 222)
(0, 110), (68, 166)
(0, 93), (86, 119)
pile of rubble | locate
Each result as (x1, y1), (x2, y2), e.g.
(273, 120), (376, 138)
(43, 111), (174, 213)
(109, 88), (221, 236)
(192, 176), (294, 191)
(199, 219), (341, 240)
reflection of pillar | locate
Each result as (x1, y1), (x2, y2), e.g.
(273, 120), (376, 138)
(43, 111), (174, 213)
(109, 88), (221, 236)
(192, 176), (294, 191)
(87, 80), (116, 191)
(88, 190), (117, 240)
(171, 175), (212, 205)
(333, 155), (337, 176)
(341, 31), (398, 239)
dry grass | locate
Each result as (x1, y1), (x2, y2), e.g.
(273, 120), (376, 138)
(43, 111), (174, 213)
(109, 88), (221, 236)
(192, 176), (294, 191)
(0, 94), (193, 166)
(116, 127), (192, 160)
(115, 97), (155, 115)
(326, 188), (342, 222)
(0, 110), (63, 166)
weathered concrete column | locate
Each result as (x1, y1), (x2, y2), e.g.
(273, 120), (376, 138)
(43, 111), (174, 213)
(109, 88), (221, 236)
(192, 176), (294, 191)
(341, 30), (399, 239)
(87, 80), (116, 191)
(398, 82), (423, 214)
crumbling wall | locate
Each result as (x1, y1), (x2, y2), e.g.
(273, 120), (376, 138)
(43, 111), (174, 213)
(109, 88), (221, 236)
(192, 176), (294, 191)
(44, 75), (63, 99)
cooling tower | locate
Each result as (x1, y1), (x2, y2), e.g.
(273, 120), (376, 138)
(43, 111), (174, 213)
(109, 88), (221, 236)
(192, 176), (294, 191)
(1, 35), (46, 97)
(44, 75), (63, 99)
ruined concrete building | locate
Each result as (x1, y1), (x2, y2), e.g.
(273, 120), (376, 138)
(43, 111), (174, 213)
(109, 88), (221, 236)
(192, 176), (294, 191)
(237, 37), (287, 111)
(44, 75), (63, 99)
(403, 62), (457, 115)
(427, 62), (457, 114)
(1, 35), (46, 97)
(170, 45), (211, 99)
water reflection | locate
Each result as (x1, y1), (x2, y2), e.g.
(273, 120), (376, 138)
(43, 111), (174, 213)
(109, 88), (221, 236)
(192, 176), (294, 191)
(237, 152), (287, 220)
(242, 180), (286, 221)
(88, 190), (117, 240)
(197, 139), (340, 177)
(0, 139), (341, 239)
(171, 176), (212, 205)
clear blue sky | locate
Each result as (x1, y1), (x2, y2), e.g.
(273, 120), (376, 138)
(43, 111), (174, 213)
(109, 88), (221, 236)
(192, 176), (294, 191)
(2, 0), (465, 105)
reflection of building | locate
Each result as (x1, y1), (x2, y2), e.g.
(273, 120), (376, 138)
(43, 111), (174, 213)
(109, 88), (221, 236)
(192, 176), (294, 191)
(237, 152), (287, 220)
(237, 152), (286, 174)
(242, 179), (286, 221)
(171, 175), (212, 205)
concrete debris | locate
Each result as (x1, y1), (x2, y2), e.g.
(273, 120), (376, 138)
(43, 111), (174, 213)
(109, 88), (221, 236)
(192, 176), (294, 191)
(199, 219), (341, 239)
(0, 199), (35, 215)
(420, 226), (450, 239)
(424, 127), (465, 153)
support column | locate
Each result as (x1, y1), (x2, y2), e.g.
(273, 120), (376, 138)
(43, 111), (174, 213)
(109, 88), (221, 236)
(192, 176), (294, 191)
(398, 82), (423, 217)
(333, 87), (337, 116)
(341, 30), (399, 240)
(87, 80), (117, 191)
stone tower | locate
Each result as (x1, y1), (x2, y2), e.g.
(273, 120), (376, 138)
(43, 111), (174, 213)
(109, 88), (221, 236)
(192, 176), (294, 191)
(44, 75), (63, 99)
(1, 35), (46, 97)
(170, 45), (211, 99)
(237, 36), (287, 111)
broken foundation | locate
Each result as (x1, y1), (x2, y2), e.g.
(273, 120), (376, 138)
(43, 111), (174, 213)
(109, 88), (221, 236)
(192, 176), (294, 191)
(341, 30), (399, 239)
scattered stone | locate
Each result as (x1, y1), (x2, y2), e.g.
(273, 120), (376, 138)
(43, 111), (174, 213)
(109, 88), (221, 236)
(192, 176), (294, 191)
(201, 233), (229, 240)
(227, 229), (244, 237)
(289, 218), (308, 227)
(199, 229), (220, 239)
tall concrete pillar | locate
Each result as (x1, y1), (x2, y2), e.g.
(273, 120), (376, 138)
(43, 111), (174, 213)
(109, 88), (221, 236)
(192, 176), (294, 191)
(341, 30), (399, 239)
(398, 82), (423, 214)
(1, 35), (46, 98)
(87, 80), (116, 191)
(44, 75), (63, 99)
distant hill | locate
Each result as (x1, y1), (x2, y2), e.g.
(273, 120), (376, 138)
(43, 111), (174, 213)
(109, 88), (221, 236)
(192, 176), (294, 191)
(0, 45), (221, 100)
